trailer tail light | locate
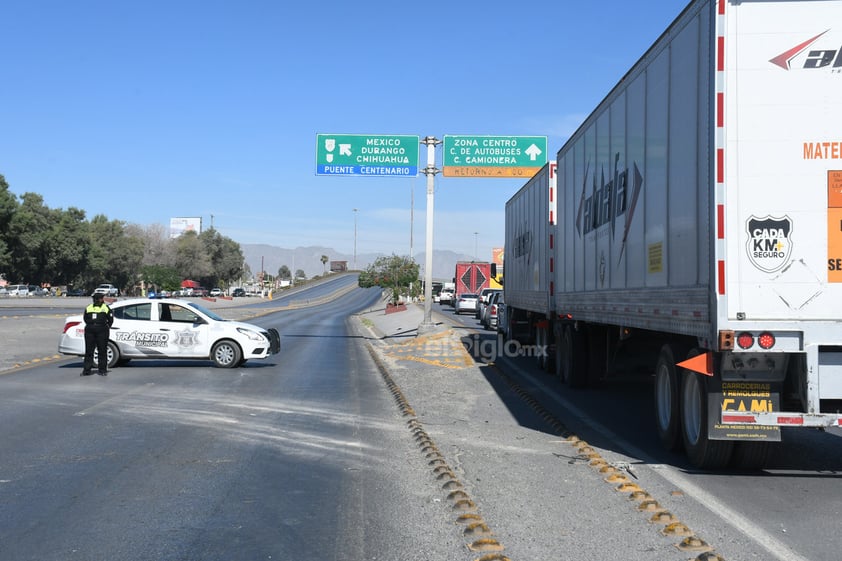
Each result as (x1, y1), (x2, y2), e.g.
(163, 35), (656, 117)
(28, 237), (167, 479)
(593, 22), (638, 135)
(732, 331), (776, 350)
(719, 330), (734, 350)
(737, 332), (755, 349)
(757, 332), (775, 349)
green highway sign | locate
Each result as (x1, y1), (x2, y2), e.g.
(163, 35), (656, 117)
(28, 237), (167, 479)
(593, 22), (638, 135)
(443, 135), (548, 178)
(316, 134), (419, 177)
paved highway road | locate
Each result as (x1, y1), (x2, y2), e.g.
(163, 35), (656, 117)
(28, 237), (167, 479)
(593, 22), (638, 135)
(0, 284), (471, 560)
(436, 302), (842, 561)
(3, 285), (842, 561)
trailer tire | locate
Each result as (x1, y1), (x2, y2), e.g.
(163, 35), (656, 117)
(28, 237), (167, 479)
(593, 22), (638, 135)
(586, 325), (607, 386)
(654, 345), (683, 452)
(554, 324), (564, 381)
(536, 325), (549, 371)
(561, 324), (589, 388)
(680, 369), (733, 469)
(730, 441), (772, 471)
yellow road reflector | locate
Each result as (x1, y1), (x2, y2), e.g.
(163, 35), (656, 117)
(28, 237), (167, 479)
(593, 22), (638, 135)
(467, 538), (504, 552)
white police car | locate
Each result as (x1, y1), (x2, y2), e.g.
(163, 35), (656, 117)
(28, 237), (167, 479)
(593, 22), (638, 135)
(58, 298), (280, 369)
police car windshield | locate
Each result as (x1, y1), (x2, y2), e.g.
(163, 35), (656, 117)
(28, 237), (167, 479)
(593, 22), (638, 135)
(187, 302), (225, 322)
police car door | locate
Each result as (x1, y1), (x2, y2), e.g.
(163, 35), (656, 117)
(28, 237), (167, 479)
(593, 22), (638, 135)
(111, 302), (157, 358)
(157, 302), (211, 358)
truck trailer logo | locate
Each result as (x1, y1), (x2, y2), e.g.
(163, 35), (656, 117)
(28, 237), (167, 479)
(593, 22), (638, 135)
(769, 30), (842, 71)
(512, 223), (532, 260)
(745, 215), (794, 273)
(576, 152), (644, 262)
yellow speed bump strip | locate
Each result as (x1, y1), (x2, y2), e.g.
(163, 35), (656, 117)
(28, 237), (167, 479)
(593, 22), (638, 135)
(366, 343), (509, 560)
(487, 362), (726, 561)
(385, 329), (474, 369)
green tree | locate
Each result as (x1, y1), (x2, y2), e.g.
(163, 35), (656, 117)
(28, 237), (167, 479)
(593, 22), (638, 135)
(46, 207), (91, 286)
(141, 264), (182, 292)
(278, 265), (291, 280)
(199, 227), (244, 288)
(358, 254), (419, 305)
(87, 215), (144, 293)
(0, 173), (250, 294)
(0, 175), (18, 273)
(173, 230), (213, 282)
(7, 193), (54, 283)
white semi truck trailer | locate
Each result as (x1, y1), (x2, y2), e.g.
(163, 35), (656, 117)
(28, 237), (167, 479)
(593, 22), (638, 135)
(505, 0), (842, 469)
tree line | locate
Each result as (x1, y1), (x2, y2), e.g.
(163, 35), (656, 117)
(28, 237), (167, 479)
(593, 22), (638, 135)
(0, 174), (247, 294)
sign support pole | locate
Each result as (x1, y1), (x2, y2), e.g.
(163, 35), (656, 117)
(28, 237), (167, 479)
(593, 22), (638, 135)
(418, 136), (441, 335)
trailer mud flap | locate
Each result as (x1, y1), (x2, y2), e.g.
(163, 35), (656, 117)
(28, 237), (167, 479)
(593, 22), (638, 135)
(708, 378), (781, 442)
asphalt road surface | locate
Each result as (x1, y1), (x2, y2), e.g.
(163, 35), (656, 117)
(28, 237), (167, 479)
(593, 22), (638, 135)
(3, 286), (842, 561)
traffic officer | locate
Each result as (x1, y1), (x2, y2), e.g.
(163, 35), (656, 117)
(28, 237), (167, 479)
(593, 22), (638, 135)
(82, 292), (114, 376)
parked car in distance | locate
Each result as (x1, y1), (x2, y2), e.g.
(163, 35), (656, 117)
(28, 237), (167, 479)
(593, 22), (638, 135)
(58, 298), (281, 369)
(93, 283), (119, 297)
(232, 287), (246, 297)
(7, 284), (29, 296)
(496, 292), (508, 337)
(0, 287), (7, 296)
(28, 285), (48, 296)
(455, 293), (479, 315)
(484, 291), (503, 330)
(439, 287), (455, 306)
(209, 288), (223, 297)
(65, 287), (88, 297)
(477, 288), (501, 320)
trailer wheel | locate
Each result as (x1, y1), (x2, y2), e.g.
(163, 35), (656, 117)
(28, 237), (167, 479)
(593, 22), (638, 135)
(554, 324), (564, 380)
(561, 324), (589, 388)
(730, 441), (772, 471)
(680, 370), (733, 469)
(535, 324), (549, 371)
(586, 325), (606, 386)
(654, 345), (682, 451)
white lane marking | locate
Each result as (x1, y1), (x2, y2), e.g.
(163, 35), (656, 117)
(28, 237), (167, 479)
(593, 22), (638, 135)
(508, 361), (813, 561)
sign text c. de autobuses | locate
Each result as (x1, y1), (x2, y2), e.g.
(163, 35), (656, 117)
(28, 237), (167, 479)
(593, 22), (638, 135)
(450, 137), (522, 165)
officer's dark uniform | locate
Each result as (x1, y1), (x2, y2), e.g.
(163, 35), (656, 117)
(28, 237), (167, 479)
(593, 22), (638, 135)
(82, 293), (114, 376)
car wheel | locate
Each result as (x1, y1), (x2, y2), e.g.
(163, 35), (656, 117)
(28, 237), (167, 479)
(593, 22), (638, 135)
(212, 340), (242, 368)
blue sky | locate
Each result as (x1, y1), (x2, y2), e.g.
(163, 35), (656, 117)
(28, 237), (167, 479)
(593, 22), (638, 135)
(1, 0), (688, 261)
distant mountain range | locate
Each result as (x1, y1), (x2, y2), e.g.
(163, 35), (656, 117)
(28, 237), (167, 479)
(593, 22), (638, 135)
(241, 244), (476, 281)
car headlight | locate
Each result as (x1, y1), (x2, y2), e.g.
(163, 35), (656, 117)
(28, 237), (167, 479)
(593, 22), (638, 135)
(237, 327), (266, 341)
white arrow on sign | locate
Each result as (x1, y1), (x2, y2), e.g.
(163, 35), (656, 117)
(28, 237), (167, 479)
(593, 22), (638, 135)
(339, 144), (352, 156)
(525, 144), (542, 161)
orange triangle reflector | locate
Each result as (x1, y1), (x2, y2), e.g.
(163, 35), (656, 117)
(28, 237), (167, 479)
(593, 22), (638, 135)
(677, 352), (714, 377)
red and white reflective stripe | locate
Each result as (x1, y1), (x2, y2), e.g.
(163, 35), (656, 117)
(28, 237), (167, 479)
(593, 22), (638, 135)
(723, 411), (842, 427)
(549, 162), (557, 297)
(715, 0), (727, 296)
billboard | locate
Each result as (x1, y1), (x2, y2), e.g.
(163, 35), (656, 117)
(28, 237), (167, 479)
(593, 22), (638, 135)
(170, 217), (202, 239)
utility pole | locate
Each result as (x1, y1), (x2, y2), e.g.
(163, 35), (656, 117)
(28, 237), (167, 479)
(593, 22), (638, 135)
(353, 208), (358, 270)
(474, 231), (479, 260)
(418, 136), (441, 335)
